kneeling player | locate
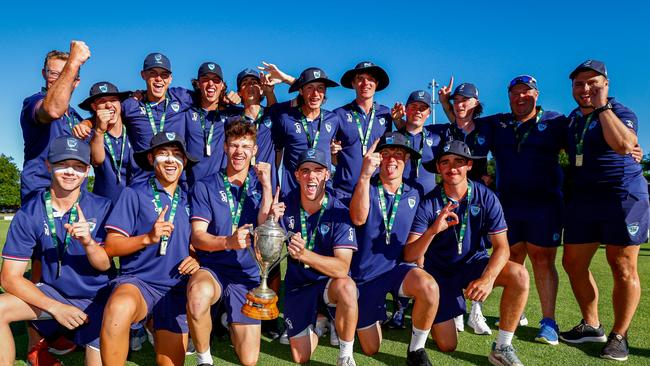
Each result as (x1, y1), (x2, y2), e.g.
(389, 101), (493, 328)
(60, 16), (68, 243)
(187, 120), (273, 366)
(0, 137), (113, 366)
(349, 132), (439, 366)
(406, 141), (529, 366)
(100, 132), (200, 365)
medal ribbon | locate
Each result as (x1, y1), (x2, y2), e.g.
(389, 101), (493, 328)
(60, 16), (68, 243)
(299, 110), (322, 148)
(64, 113), (78, 132)
(44, 191), (79, 278)
(300, 193), (329, 251)
(199, 110), (215, 150)
(575, 112), (595, 156)
(513, 107), (544, 153)
(352, 102), (376, 154)
(222, 171), (250, 234)
(144, 96), (170, 135)
(440, 180), (473, 255)
(377, 181), (403, 245)
(243, 107), (264, 126)
(105, 127), (127, 183)
(148, 176), (180, 255)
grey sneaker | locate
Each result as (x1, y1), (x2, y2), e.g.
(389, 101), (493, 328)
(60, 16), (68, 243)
(489, 342), (524, 366)
(336, 355), (356, 366)
(600, 332), (629, 361)
(559, 319), (607, 343)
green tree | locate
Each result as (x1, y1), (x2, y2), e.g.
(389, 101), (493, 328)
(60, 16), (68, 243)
(0, 154), (21, 208)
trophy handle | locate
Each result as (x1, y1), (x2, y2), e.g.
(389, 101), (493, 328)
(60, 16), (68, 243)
(267, 231), (294, 272)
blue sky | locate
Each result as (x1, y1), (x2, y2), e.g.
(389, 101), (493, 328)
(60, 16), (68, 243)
(1, 1), (648, 168)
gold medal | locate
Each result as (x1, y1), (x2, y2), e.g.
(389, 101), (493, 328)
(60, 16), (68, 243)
(205, 144), (211, 157)
(576, 154), (583, 167)
(362, 145), (367, 155)
(232, 224), (238, 235)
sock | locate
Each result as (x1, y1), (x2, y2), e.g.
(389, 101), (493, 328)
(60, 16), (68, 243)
(470, 301), (482, 314)
(409, 326), (430, 352)
(196, 349), (213, 365)
(496, 329), (514, 348)
(339, 339), (354, 358)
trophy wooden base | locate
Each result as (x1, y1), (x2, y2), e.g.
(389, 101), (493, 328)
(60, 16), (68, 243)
(241, 292), (279, 320)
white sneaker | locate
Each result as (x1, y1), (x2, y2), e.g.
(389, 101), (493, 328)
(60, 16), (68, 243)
(145, 327), (155, 347)
(336, 355), (356, 366)
(468, 311), (492, 335)
(330, 325), (340, 346)
(315, 316), (329, 337)
(454, 314), (465, 332)
(185, 338), (196, 355)
(495, 313), (528, 328)
(279, 329), (289, 345)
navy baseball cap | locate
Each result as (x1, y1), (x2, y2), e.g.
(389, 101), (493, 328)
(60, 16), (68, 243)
(197, 62), (223, 79)
(508, 75), (538, 91)
(78, 81), (131, 111)
(297, 148), (329, 169)
(450, 83), (479, 100)
(48, 136), (90, 165)
(569, 59), (608, 80)
(375, 132), (421, 159)
(422, 140), (485, 173)
(289, 67), (339, 93)
(406, 90), (432, 109)
(236, 68), (260, 89)
(133, 131), (198, 171)
(143, 53), (172, 73)
(340, 61), (390, 91)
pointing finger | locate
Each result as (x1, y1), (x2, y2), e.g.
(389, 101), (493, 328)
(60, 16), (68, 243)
(366, 138), (381, 156)
(157, 205), (169, 222)
(76, 203), (86, 222)
(449, 75), (454, 90)
(273, 186), (280, 204)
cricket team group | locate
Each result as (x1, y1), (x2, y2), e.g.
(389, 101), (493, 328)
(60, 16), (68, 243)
(0, 40), (646, 366)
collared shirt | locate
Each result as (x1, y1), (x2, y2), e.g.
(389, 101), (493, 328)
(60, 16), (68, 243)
(566, 98), (647, 197)
(2, 190), (114, 298)
(20, 91), (84, 202)
(104, 175), (191, 291)
(399, 125), (443, 195)
(332, 101), (392, 196)
(437, 121), (491, 181)
(185, 107), (228, 187)
(92, 129), (138, 203)
(410, 182), (507, 274)
(280, 190), (357, 290)
(351, 178), (419, 283)
(270, 101), (340, 196)
(189, 170), (263, 281)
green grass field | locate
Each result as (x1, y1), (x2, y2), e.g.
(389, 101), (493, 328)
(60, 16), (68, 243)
(1, 220), (649, 365)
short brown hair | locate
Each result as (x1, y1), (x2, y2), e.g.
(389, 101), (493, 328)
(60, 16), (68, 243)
(43, 50), (69, 69)
(225, 119), (258, 143)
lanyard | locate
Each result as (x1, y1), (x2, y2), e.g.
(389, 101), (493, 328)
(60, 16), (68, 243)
(575, 112), (595, 155)
(144, 96), (170, 135)
(440, 181), (473, 255)
(243, 107), (264, 126)
(377, 181), (403, 245)
(513, 108), (544, 153)
(64, 113), (78, 132)
(409, 131), (425, 177)
(199, 110), (216, 156)
(352, 102), (376, 155)
(299, 110), (322, 148)
(105, 127), (127, 183)
(221, 172), (250, 235)
(44, 191), (79, 278)
(148, 176), (180, 255)
(300, 193), (329, 252)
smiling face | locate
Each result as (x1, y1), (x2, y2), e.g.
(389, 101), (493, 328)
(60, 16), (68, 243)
(198, 73), (224, 105)
(379, 147), (408, 181)
(436, 154), (473, 186)
(141, 67), (172, 102)
(295, 162), (329, 202)
(91, 95), (122, 124)
(148, 145), (186, 184)
(238, 76), (263, 105)
(225, 135), (257, 173)
(299, 82), (327, 110)
(452, 95), (479, 120)
(48, 159), (89, 192)
(508, 84), (538, 120)
(352, 73), (377, 100)
(405, 101), (430, 128)
(572, 70), (608, 109)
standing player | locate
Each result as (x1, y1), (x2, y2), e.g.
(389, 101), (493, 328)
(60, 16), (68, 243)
(560, 60), (649, 361)
(0, 136), (113, 366)
(332, 61), (392, 199)
(407, 140), (529, 366)
(186, 120), (273, 366)
(275, 149), (359, 365)
(349, 132), (439, 365)
(100, 132), (200, 366)
(20, 41), (90, 203)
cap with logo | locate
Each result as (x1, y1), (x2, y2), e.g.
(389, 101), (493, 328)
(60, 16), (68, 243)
(288, 67), (340, 93)
(133, 131), (198, 171)
(569, 59), (608, 80)
(197, 62), (223, 80)
(236, 68), (260, 89)
(78, 81), (131, 111)
(340, 61), (390, 91)
(450, 83), (479, 100)
(143, 53), (172, 73)
(48, 136), (91, 165)
(406, 90), (432, 109)
(375, 132), (421, 159)
(297, 148), (329, 169)
(422, 140), (485, 173)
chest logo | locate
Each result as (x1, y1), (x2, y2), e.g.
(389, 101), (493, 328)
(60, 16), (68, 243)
(537, 123), (547, 132)
(219, 190), (227, 203)
(252, 190), (262, 202)
(477, 135), (486, 145)
(408, 196), (416, 209)
(185, 205), (190, 216)
(588, 121), (597, 130)
(139, 106), (146, 115)
(320, 223), (331, 235)
(264, 118), (272, 128)
(192, 112), (198, 121)
(627, 223), (640, 236)
(346, 113), (352, 123)
(325, 122), (332, 133)
(294, 122), (302, 134)
(288, 216), (295, 230)
(379, 117), (386, 126)
(88, 219), (97, 233)
(470, 205), (481, 216)
(426, 138), (433, 147)
(151, 198), (162, 214)
(43, 220), (50, 236)
(500, 122), (507, 129)
(170, 101), (180, 112)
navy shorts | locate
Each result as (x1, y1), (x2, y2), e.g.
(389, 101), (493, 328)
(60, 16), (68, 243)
(200, 267), (260, 325)
(564, 193), (650, 246)
(503, 201), (563, 248)
(356, 263), (416, 329)
(427, 257), (489, 324)
(31, 283), (110, 349)
(284, 278), (334, 338)
(110, 276), (189, 334)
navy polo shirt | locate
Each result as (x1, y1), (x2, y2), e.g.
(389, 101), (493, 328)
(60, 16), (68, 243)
(92, 130), (138, 204)
(185, 108), (228, 187)
(566, 98), (647, 197)
(189, 170), (264, 281)
(20, 91), (83, 202)
(280, 190), (357, 290)
(104, 176), (191, 291)
(332, 101), (392, 196)
(437, 121), (492, 181)
(483, 109), (567, 203)
(270, 101), (340, 196)
(226, 109), (278, 189)
(399, 125), (443, 195)
(351, 179), (420, 283)
(2, 190), (114, 298)
(410, 181), (507, 274)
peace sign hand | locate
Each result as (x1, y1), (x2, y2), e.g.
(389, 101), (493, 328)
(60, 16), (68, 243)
(360, 138), (382, 179)
(64, 204), (93, 246)
(430, 201), (459, 235)
(269, 186), (286, 221)
(438, 76), (454, 103)
(147, 206), (174, 245)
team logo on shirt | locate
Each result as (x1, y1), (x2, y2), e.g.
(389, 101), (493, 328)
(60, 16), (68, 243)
(537, 123), (547, 132)
(553, 232), (560, 242)
(285, 318), (293, 330)
(627, 222), (640, 236)
(625, 120), (634, 129)
(500, 122), (508, 129)
(470, 205), (481, 216)
(288, 216), (295, 229)
(185, 205), (190, 216)
(252, 190), (262, 203)
(320, 223), (331, 235)
(139, 106), (146, 115)
(426, 138), (433, 147)
(166, 132), (176, 141)
(151, 199), (162, 214)
(43, 220), (50, 236)
(435, 209), (441, 216)
(192, 112), (198, 121)
(348, 227), (355, 242)
(294, 122), (302, 134)
(588, 121), (597, 130)
(408, 197), (416, 209)
(346, 113), (352, 123)
(99, 84), (108, 93)
(87, 219), (97, 233)
(313, 70), (321, 78)
(263, 118), (272, 128)
(379, 117), (386, 126)
(477, 135), (486, 145)
(170, 101), (180, 112)
(219, 190), (227, 202)
(325, 122), (332, 133)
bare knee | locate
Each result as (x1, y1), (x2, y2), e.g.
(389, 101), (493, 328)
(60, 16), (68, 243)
(239, 352), (259, 366)
(415, 276), (439, 306)
(609, 256), (639, 284)
(360, 342), (379, 356)
(437, 339), (457, 353)
(331, 278), (357, 307)
(530, 251), (555, 270)
(104, 293), (138, 326)
(186, 281), (215, 319)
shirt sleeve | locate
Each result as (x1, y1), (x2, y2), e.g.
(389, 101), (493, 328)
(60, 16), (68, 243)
(483, 190), (507, 235)
(332, 206), (357, 251)
(2, 211), (38, 261)
(614, 106), (638, 134)
(92, 200), (112, 245)
(104, 187), (139, 236)
(410, 197), (434, 235)
(169, 87), (195, 109)
(21, 93), (44, 125)
(189, 180), (213, 224)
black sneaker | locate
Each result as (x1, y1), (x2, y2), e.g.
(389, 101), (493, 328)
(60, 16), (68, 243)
(386, 309), (406, 329)
(601, 332), (629, 361)
(559, 319), (607, 343)
(406, 348), (432, 366)
(262, 319), (281, 340)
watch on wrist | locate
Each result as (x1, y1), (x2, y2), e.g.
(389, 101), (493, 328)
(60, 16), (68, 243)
(595, 102), (612, 115)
